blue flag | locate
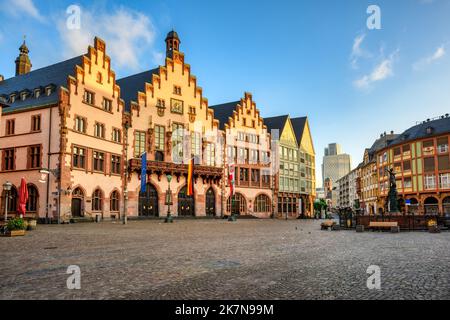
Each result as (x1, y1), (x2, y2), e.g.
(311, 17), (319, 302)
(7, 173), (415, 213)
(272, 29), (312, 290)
(141, 152), (147, 193)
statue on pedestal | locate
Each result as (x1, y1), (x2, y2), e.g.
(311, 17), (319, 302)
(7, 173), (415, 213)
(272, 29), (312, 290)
(386, 168), (399, 213)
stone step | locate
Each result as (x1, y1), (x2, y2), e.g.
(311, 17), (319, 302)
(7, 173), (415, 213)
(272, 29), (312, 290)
(70, 217), (95, 223)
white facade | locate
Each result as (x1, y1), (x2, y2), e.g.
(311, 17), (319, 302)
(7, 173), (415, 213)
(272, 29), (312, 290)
(337, 169), (359, 209)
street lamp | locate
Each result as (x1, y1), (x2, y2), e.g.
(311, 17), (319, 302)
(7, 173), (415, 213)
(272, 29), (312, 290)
(39, 168), (61, 224)
(228, 195), (237, 222)
(3, 181), (12, 222)
(165, 174), (174, 223)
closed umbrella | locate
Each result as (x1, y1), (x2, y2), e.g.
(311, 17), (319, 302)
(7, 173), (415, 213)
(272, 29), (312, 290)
(18, 178), (28, 219)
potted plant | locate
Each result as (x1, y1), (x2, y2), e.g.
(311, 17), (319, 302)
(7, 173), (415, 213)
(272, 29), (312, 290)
(25, 217), (37, 230)
(427, 219), (440, 233)
(5, 217), (26, 237)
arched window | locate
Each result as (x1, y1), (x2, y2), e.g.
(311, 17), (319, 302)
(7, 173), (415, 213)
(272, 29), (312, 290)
(227, 193), (246, 215)
(424, 197), (439, 215)
(443, 197), (450, 215)
(255, 194), (271, 213)
(26, 185), (39, 212)
(110, 190), (119, 212)
(92, 189), (103, 211)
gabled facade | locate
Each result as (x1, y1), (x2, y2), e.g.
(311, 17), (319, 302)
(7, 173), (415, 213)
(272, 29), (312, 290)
(292, 117), (316, 216)
(210, 93), (273, 218)
(0, 37), (126, 221)
(117, 31), (223, 218)
(60, 38), (125, 220)
(263, 115), (316, 218)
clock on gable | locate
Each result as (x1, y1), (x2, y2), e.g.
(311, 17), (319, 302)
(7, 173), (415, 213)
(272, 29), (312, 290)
(170, 98), (184, 114)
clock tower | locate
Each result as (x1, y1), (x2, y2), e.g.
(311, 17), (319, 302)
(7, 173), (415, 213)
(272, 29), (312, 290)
(165, 30), (180, 59)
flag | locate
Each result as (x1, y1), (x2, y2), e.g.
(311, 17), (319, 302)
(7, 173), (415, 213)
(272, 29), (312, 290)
(187, 157), (194, 196)
(18, 177), (28, 218)
(228, 164), (235, 196)
(140, 152), (147, 194)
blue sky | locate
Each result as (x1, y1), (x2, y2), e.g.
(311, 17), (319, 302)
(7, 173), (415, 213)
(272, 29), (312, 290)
(1, 0), (450, 186)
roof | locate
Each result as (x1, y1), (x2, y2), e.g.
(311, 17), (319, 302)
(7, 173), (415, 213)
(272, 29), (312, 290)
(166, 30), (180, 41)
(0, 55), (82, 113)
(290, 117), (307, 146)
(264, 115), (289, 131)
(264, 115), (289, 140)
(389, 116), (450, 147)
(209, 101), (240, 130)
(368, 133), (399, 158)
(116, 68), (159, 112)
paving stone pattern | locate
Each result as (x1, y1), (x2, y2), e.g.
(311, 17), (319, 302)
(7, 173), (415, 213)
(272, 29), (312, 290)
(1, 219), (449, 300)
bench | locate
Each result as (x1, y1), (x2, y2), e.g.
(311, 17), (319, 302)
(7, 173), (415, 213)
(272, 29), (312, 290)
(321, 220), (336, 230)
(369, 221), (399, 233)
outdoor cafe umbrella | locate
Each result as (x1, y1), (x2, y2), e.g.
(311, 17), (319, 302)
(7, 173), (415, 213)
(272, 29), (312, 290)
(18, 178), (28, 219)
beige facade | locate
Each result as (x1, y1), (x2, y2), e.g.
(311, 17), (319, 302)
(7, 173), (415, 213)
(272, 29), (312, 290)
(120, 31), (223, 218)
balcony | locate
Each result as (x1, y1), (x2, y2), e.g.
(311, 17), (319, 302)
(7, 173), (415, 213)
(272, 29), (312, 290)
(129, 159), (223, 183)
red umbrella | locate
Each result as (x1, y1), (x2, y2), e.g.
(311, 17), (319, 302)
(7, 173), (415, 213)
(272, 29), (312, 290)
(18, 178), (28, 218)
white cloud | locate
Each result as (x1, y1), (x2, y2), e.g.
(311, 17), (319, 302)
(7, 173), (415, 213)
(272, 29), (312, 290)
(57, 6), (159, 71)
(350, 34), (371, 69)
(413, 45), (446, 70)
(152, 51), (164, 65)
(354, 50), (398, 90)
(1, 0), (45, 22)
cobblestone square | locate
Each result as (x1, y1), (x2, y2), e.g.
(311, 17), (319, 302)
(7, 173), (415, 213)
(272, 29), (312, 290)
(1, 219), (449, 300)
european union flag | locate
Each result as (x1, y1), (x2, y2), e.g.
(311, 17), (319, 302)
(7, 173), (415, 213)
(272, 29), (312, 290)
(141, 152), (147, 193)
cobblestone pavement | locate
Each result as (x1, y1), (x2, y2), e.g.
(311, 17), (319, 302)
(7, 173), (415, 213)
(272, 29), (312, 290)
(1, 219), (449, 300)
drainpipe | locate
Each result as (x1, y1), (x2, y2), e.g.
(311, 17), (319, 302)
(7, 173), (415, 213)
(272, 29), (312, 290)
(123, 123), (129, 225)
(45, 106), (53, 223)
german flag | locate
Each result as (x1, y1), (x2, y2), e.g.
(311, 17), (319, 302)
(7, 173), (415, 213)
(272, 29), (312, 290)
(187, 157), (194, 196)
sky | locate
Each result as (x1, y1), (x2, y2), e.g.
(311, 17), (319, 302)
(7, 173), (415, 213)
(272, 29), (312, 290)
(1, 0), (450, 187)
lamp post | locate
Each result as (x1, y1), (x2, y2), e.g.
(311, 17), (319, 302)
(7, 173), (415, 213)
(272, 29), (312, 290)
(3, 181), (12, 222)
(165, 174), (173, 223)
(39, 168), (61, 224)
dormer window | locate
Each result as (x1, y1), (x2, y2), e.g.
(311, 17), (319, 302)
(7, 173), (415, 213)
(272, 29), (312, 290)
(45, 86), (52, 96)
(35, 89), (41, 98)
(426, 126), (434, 135)
(21, 92), (27, 101)
(10, 94), (16, 103)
